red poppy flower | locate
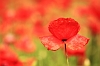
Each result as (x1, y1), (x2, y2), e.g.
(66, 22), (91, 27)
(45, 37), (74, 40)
(3, 33), (15, 44)
(66, 47), (86, 65)
(15, 6), (33, 21)
(35, 0), (53, 17)
(76, 6), (90, 17)
(53, 0), (72, 10)
(66, 47), (86, 57)
(33, 20), (47, 37)
(0, 22), (10, 35)
(40, 18), (89, 51)
(89, 0), (100, 19)
(88, 18), (100, 35)
(0, 0), (8, 14)
(0, 45), (23, 66)
(14, 26), (27, 36)
(14, 37), (36, 53)
(1, 9), (15, 24)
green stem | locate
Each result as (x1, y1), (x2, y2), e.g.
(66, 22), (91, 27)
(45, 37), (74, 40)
(65, 43), (69, 66)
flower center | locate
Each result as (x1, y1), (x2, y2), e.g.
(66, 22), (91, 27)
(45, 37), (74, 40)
(62, 39), (67, 42)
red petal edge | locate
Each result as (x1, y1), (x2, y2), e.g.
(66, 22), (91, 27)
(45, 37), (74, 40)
(65, 34), (89, 50)
(39, 35), (64, 51)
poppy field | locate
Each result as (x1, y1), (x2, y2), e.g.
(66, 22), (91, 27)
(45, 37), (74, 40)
(0, 0), (100, 66)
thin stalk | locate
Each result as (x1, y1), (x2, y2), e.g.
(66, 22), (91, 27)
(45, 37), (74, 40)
(64, 43), (69, 66)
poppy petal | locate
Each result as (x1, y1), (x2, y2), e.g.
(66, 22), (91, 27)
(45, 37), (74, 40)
(65, 34), (89, 50)
(40, 35), (64, 51)
(49, 18), (80, 40)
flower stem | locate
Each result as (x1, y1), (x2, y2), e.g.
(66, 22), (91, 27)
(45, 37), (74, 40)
(65, 43), (69, 66)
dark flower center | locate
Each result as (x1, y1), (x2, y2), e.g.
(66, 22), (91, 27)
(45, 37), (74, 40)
(62, 39), (67, 42)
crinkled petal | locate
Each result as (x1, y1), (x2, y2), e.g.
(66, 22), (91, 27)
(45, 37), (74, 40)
(65, 34), (89, 50)
(40, 35), (64, 51)
(49, 18), (80, 40)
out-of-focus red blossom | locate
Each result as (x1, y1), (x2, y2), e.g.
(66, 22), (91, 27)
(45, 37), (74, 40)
(14, 26), (28, 36)
(77, 0), (100, 20)
(0, 45), (23, 66)
(77, 56), (86, 66)
(66, 47), (85, 57)
(89, 0), (100, 19)
(36, 0), (53, 5)
(66, 47), (86, 66)
(35, 0), (72, 16)
(14, 37), (36, 53)
(76, 6), (90, 17)
(36, 0), (72, 10)
(35, 0), (53, 16)
(76, 0), (100, 35)
(3, 33), (15, 44)
(0, 22), (10, 35)
(0, 0), (8, 14)
(1, 9), (15, 24)
(35, 0), (53, 9)
(40, 18), (89, 51)
(15, 6), (33, 21)
(35, 5), (47, 16)
(33, 20), (46, 37)
(0, 9), (15, 34)
(53, 0), (72, 10)
(88, 18), (100, 35)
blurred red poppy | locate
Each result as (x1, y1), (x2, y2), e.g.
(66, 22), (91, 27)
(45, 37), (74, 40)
(53, 0), (72, 10)
(66, 47), (86, 66)
(88, 18), (100, 35)
(66, 47), (86, 57)
(33, 20), (47, 37)
(0, 0), (8, 15)
(89, 0), (100, 19)
(15, 6), (33, 21)
(14, 37), (36, 53)
(14, 26), (27, 36)
(0, 45), (23, 66)
(3, 33), (15, 44)
(0, 22), (10, 35)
